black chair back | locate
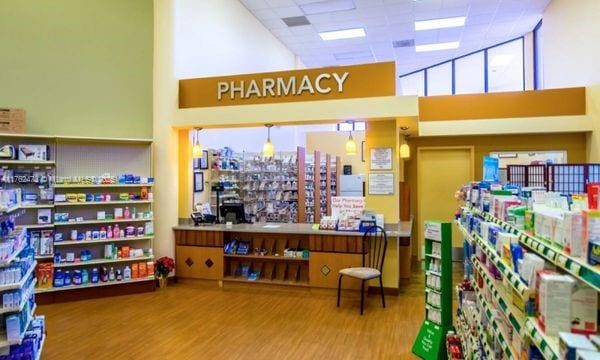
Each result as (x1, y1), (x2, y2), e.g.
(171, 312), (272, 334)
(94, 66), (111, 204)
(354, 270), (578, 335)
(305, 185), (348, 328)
(362, 226), (388, 272)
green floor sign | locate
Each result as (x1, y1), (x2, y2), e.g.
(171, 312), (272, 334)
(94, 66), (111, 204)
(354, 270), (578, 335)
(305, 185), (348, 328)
(412, 320), (444, 359)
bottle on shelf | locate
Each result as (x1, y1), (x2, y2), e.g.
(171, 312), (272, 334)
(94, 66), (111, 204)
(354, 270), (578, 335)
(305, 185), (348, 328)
(109, 267), (115, 281)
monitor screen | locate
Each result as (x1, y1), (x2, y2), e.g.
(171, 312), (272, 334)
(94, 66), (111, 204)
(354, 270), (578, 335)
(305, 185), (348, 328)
(219, 203), (245, 224)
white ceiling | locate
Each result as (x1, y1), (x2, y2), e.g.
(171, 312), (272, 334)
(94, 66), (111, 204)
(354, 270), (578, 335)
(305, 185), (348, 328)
(240, 0), (550, 75)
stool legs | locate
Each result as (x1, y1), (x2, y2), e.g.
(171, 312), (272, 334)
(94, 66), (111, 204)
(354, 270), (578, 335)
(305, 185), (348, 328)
(337, 274), (343, 307)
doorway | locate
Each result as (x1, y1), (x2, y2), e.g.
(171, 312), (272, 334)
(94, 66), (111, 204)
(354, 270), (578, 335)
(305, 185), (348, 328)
(417, 147), (474, 259)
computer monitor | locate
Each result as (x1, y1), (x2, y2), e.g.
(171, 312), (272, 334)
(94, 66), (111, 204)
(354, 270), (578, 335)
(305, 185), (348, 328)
(219, 203), (245, 224)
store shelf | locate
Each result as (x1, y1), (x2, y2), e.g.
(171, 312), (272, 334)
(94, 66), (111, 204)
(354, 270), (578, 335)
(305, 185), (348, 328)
(224, 254), (308, 262)
(0, 204), (21, 215)
(524, 317), (559, 360)
(54, 217), (153, 226)
(55, 200), (153, 207)
(472, 256), (525, 333)
(22, 204), (54, 209)
(35, 335), (45, 360)
(35, 276), (155, 293)
(53, 255), (154, 268)
(54, 183), (153, 189)
(474, 207), (600, 292)
(424, 253), (442, 259)
(457, 221), (530, 298)
(35, 255), (54, 260)
(454, 220), (475, 245)
(23, 224), (54, 229)
(0, 238), (28, 267)
(0, 160), (55, 166)
(474, 285), (518, 360)
(0, 304), (36, 348)
(55, 236), (153, 246)
(223, 276), (309, 287)
(0, 279), (37, 315)
(0, 262), (37, 292)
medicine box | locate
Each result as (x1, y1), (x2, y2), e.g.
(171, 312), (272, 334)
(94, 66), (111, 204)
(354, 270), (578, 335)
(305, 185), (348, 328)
(571, 282), (598, 335)
(559, 332), (596, 360)
(537, 272), (574, 337)
(17, 144), (49, 161)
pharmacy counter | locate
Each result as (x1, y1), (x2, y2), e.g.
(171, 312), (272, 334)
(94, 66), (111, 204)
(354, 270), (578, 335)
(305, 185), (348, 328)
(173, 221), (412, 291)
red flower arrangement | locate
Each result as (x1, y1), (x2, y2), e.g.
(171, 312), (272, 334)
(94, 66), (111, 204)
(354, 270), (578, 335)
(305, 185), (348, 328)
(155, 256), (175, 277)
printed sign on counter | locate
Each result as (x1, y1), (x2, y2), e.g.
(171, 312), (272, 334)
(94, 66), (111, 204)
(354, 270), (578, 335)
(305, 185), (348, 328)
(370, 147), (393, 170)
(368, 173), (394, 195)
(424, 221), (442, 241)
(331, 196), (365, 217)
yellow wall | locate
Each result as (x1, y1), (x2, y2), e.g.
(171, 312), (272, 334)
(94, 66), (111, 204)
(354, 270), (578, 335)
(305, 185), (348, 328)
(586, 85), (600, 161)
(404, 132), (588, 256)
(306, 131), (366, 175)
(365, 120), (399, 223)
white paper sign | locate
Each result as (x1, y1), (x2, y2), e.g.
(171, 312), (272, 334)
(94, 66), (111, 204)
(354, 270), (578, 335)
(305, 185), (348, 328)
(424, 222), (442, 241)
(331, 196), (365, 217)
(370, 147), (393, 170)
(368, 173), (394, 195)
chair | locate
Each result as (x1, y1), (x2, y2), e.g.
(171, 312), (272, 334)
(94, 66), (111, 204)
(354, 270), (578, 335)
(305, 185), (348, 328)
(337, 226), (388, 315)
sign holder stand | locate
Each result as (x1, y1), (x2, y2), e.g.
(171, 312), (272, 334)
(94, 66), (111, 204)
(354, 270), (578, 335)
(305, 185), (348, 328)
(412, 221), (453, 359)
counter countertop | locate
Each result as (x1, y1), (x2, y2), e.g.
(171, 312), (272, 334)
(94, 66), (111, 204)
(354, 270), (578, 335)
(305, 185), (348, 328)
(173, 220), (412, 238)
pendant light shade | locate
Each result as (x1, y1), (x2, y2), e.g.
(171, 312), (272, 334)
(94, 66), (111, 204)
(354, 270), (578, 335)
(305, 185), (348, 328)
(192, 128), (203, 159)
(399, 126), (410, 159)
(399, 143), (410, 159)
(262, 124), (275, 157)
(345, 132), (357, 155)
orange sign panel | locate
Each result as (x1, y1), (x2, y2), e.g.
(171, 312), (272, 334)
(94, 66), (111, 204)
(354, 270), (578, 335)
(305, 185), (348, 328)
(178, 62), (396, 108)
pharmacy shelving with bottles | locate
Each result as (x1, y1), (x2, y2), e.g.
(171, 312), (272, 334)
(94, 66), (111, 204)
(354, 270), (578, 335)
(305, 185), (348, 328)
(0, 222), (45, 359)
(454, 182), (600, 360)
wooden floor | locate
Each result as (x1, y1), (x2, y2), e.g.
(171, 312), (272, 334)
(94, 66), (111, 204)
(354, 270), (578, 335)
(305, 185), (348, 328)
(38, 270), (433, 360)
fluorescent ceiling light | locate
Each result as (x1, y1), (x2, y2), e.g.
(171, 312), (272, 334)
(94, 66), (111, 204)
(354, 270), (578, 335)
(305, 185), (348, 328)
(415, 16), (466, 31)
(319, 27), (365, 41)
(415, 41), (459, 52)
(300, 0), (355, 15)
(489, 54), (514, 67)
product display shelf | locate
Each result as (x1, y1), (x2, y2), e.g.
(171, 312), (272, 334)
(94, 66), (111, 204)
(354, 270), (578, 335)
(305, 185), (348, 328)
(471, 256), (525, 333)
(0, 232), (27, 267)
(54, 217), (153, 226)
(22, 204), (54, 209)
(35, 275), (155, 293)
(0, 204), (21, 215)
(54, 200), (153, 207)
(456, 311), (478, 360)
(0, 262), (37, 292)
(54, 235), (153, 246)
(477, 325), (494, 358)
(24, 224), (54, 229)
(34, 255), (53, 260)
(460, 221), (530, 299)
(474, 283), (517, 360)
(0, 160), (55, 165)
(0, 279), (36, 315)
(224, 254), (308, 262)
(0, 303), (36, 348)
(222, 276), (310, 287)
(523, 317), (560, 360)
(474, 207), (600, 292)
(54, 183), (153, 189)
(454, 220), (475, 245)
(35, 335), (45, 360)
(52, 255), (154, 268)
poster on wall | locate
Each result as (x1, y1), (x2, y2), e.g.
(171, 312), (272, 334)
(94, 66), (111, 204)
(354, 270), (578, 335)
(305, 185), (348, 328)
(370, 147), (393, 170)
(193, 171), (204, 192)
(368, 173), (394, 195)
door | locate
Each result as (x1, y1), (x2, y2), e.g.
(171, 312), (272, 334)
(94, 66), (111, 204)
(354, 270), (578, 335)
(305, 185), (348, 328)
(417, 147), (474, 258)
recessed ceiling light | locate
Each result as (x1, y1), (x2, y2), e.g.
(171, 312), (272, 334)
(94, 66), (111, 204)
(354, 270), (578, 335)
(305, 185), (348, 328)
(489, 54), (514, 67)
(300, 0), (355, 15)
(415, 41), (460, 52)
(319, 27), (366, 41)
(415, 16), (466, 31)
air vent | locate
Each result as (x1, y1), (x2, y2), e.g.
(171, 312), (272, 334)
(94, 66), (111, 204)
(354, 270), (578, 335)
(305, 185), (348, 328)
(282, 16), (311, 27)
(392, 39), (415, 48)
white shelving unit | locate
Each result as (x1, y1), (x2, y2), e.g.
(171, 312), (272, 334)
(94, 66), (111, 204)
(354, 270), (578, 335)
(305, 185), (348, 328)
(36, 276), (155, 293)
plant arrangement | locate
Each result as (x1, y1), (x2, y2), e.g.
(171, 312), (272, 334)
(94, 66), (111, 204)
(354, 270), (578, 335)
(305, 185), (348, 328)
(155, 256), (175, 278)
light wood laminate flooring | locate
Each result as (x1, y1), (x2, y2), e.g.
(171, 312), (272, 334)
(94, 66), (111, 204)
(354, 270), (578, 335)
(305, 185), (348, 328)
(38, 269), (435, 360)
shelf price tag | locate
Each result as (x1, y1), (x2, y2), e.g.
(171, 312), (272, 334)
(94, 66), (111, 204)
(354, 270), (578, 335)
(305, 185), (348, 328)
(557, 255), (568, 267)
(569, 263), (581, 275)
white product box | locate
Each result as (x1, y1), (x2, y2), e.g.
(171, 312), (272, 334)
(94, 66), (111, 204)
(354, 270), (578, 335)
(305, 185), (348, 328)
(571, 282), (598, 335)
(17, 145), (48, 161)
(114, 208), (123, 219)
(576, 350), (600, 360)
(564, 211), (584, 256)
(560, 332), (596, 360)
(37, 209), (51, 225)
(538, 272), (575, 337)
(96, 211), (106, 220)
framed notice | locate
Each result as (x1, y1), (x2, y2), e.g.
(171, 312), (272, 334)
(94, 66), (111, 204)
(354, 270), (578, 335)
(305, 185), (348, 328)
(370, 147), (393, 170)
(368, 173), (394, 195)
(193, 172), (204, 192)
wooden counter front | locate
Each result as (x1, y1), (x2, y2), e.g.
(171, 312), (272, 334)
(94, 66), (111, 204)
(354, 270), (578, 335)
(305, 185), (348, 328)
(174, 225), (371, 289)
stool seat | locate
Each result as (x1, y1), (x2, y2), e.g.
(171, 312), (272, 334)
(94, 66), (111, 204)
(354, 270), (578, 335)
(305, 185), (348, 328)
(339, 267), (381, 280)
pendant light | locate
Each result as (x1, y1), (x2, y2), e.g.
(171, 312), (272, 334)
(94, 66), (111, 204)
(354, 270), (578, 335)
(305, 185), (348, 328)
(192, 127), (203, 159)
(344, 121), (357, 155)
(262, 124), (275, 157)
(399, 126), (410, 159)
